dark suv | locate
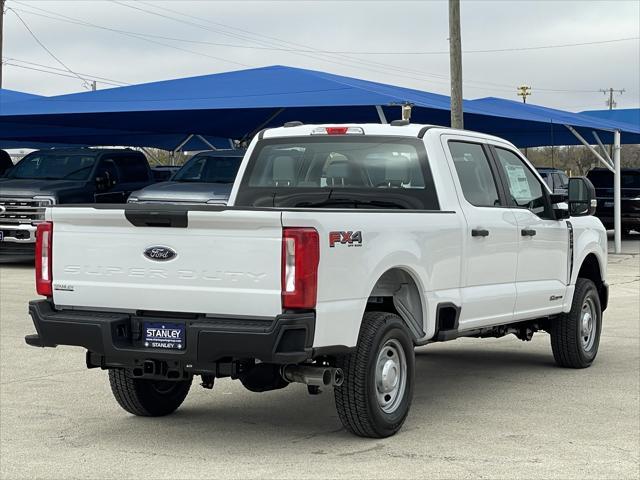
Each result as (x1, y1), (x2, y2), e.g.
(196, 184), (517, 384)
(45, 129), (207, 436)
(0, 148), (153, 258)
(587, 167), (640, 234)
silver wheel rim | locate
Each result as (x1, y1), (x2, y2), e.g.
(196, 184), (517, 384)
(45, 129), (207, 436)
(580, 296), (597, 351)
(375, 339), (407, 414)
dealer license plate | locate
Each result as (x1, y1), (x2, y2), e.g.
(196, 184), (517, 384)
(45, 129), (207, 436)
(143, 322), (185, 349)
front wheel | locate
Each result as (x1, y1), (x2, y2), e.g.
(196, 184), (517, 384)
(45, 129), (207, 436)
(109, 369), (192, 416)
(550, 278), (602, 368)
(335, 311), (415, 438)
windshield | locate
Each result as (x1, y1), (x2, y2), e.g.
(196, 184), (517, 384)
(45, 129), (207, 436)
(235, 136), (439, 210)
(8, 153), (97, 180)
(173, 155), (241, 183)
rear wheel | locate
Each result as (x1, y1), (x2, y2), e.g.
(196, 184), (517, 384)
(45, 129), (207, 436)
(108, 368), (192, 416)
(334, 311), (415, 438)
(550, 278), (602, 368)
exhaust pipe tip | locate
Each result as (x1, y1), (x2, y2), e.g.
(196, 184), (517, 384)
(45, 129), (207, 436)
(282, 365), (341, 387)
(332, 368), (344, 387)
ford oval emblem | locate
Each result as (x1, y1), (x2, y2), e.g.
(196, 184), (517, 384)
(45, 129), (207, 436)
(143, 246), (177, 261)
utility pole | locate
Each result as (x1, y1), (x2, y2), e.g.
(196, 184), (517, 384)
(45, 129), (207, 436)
(599, 87), (625, 110)
(1, 0), (5, 89)
(517, 85), (531, 104)
(517, 85), (532, 157)
(600, 88), (624, 157)
(448, 0), (463, 129)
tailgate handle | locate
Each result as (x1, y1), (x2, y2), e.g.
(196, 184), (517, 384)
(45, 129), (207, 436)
(125, 210), (188, 228)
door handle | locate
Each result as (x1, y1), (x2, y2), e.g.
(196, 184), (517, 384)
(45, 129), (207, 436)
(471, 228), (489, 237)
(521, 228), (537, 237)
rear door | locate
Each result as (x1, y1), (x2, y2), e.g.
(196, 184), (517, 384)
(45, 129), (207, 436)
(443, 136), (518, 329)
(490, 146), (568, 319)
(50, 206), (284, 318)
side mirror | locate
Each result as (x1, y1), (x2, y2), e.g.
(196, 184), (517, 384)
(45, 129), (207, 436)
(568, 177), (597, 217)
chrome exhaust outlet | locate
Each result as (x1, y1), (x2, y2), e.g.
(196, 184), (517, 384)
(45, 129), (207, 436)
(331, 367), (344, 387)
(281, 365), (344, 387)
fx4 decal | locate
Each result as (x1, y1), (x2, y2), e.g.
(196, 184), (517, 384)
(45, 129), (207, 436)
(329, 231), (363, 248)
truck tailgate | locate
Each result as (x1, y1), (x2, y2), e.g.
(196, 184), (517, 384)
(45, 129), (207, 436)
(50, 207), (283, 317)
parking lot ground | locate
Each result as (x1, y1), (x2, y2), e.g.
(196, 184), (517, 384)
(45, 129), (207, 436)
(0, 247), (638, 479)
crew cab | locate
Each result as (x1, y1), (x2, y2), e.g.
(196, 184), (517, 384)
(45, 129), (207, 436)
(587, 167), (640, 234)
(25, 123), (608, 438)
(128, 150), (244, 205)
(0, 148), (153, 258)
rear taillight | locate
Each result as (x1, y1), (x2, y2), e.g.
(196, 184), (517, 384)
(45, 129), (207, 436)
(35, 222), (53, 297)
(281, 228), (319, 310)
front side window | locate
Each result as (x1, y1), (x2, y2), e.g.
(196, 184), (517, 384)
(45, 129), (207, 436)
(494, 148), (548, 217)
(449, 141), (500, 207)
(8, 153), (97, 180)
(236, 137), (438, 210)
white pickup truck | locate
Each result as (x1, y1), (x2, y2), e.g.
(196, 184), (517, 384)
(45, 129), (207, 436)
(26, 122), (608, 438)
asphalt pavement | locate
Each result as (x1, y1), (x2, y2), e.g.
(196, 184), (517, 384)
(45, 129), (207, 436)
(0, 239), (638, 479)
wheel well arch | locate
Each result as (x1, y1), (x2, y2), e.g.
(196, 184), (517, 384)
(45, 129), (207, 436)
(365, 267), (426, 341)
(577, 253), (607, 310)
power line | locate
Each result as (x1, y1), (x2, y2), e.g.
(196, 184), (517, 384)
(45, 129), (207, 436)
(11, 1), (585, 96)
(4, 61), (121, 86)
(5, 57), (130, 85)
(14, 2), (460, 89)
(9, 1), (621, 97)
(7, 6), (92, 89)
(114, 0), (515, 92)
(10, 2), (251, 68)
(136, 1), (639, 54)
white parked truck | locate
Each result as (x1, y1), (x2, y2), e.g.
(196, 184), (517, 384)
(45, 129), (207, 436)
(26, 123), (608, 438)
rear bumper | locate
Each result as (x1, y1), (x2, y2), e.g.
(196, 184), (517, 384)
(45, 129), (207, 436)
(25, 300), (315, 371)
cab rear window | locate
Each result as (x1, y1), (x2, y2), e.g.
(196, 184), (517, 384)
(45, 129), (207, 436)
(236, 136), (439, 210)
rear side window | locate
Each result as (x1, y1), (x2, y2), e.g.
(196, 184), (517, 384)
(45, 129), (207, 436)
(236, 137), (439, 210)
(449, 141), (500, 207)
(114, 155), (149, 182)
(174, 155), (241, 183)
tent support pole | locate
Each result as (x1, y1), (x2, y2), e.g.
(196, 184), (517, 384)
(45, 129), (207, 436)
(173, 134), (194, 154)
(375, 106), (387, 124)
(141, 147), (160, 164)
(592, 132), (613, 168)
(241, 107), (285, 144)
(613, 130), (622, 254)
(196, 135), (217, 151)
(564, 125), (614, 173)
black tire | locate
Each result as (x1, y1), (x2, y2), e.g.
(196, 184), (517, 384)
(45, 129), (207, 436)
(334, 311), (415, 438)
(108, 369), (192, 417)
(550, 278), (602, 368)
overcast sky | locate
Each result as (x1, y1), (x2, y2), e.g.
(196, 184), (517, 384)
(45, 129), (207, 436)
(3, 0), (639, 112)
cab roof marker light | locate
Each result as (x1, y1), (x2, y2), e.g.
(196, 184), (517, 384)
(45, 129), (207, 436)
(311, 127), (365, 136)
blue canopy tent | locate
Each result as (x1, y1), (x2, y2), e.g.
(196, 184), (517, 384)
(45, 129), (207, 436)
(580, 108), (640, 129)
(0, 89), (230, 151)
(465, 97), (640, 147)
(1, 66), (638, 151)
